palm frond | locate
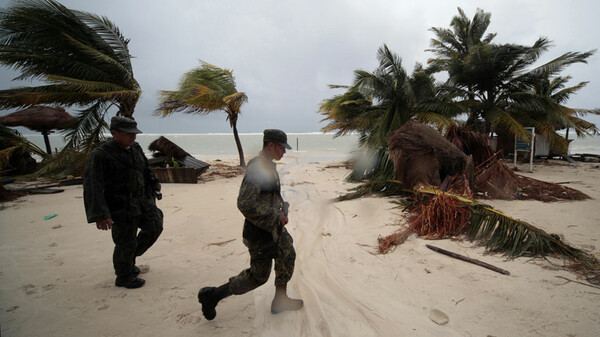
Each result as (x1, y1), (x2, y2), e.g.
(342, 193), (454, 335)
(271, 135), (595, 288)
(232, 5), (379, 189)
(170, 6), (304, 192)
(0, 0), (139, 169)
(0, 123), (46, 157)
(379, 187), (600, 282)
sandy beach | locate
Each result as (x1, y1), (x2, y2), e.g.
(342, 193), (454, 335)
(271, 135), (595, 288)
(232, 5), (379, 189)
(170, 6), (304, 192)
(1, 154), (599, 337)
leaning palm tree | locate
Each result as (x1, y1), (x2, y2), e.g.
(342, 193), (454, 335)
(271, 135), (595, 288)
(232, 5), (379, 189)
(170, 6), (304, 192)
(0, 0), (140, 161)
(320, 44), (459, 181)
(157, 61), (248, 167)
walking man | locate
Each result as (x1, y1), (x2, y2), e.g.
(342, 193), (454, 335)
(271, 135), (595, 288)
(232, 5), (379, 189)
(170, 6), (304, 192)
(198, 129), (303, 320)
(83, 116), (163, 289)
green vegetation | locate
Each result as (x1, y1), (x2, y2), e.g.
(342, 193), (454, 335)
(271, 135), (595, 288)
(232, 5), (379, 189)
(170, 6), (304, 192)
(0, 0), (140, 176)
(157, 61), (248, 167)
(427, 8), (597, 152)
(321, 7), (598, 179)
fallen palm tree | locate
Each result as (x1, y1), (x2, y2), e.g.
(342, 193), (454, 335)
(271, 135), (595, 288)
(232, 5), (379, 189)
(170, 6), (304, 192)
(360, 121), (598, 284)
(378, 187), (600, 285)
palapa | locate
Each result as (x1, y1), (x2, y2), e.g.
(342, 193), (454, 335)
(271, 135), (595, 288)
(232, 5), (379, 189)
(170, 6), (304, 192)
(0, 106), (75, 155)
(387, 120), (474, 192)
(148, 136), (210, 183)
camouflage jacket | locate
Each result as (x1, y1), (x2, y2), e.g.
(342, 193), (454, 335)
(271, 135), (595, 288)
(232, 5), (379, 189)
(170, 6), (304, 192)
(83, 139), (160, 223)
(237, 154), (285, 241)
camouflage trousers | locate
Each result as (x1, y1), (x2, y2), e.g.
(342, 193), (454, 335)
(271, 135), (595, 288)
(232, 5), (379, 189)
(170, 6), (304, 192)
(228, 227), (296, 295)
(111, 207), (164, 277)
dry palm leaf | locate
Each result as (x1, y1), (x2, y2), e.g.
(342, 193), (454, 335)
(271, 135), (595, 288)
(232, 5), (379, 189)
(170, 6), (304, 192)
(379, 187), (600, 284)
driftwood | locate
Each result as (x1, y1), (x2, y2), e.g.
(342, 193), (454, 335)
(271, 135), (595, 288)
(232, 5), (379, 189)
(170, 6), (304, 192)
(426, 244), (510, 275)
(6, 183), (64, 194)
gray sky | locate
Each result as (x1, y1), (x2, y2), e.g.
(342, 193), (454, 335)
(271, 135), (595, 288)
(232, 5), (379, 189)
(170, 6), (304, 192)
(1, 0), (599, 134)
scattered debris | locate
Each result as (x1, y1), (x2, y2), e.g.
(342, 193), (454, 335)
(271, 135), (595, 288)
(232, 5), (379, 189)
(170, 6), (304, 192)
(148, 136), (211, 183)
(426, 244), (510, 275)
(429, 309), (449, 326)
(204, 239), (236, 248)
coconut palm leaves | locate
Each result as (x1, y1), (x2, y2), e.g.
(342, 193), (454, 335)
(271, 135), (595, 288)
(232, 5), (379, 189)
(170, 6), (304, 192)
(0, 123), (46, 158)
(427, 7), (597, 146)
(0, 0), (140, 162)
(379, 188), (600, 282)
(320, 44), (459, 181)
(157, 61), (248, 167)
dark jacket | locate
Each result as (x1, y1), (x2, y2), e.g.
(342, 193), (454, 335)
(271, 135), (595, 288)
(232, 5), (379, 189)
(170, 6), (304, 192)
(83, 140), (160, 223)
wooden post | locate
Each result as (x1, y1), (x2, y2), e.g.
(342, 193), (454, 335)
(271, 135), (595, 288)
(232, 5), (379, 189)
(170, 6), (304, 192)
(41, 130), (52, 155)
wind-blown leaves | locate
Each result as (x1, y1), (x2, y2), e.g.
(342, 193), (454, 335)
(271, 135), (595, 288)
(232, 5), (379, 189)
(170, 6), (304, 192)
(0, 0), (140, 176)
(0, 123), (46, 157)
(157, 61), (248, 167)
(320, 44), (457, 183)
(427, 7), (597, 145)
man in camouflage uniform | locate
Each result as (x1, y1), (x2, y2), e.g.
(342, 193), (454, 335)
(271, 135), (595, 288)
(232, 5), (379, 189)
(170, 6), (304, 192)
(83, 116), (163, 289)
(198, 129), (303, 320)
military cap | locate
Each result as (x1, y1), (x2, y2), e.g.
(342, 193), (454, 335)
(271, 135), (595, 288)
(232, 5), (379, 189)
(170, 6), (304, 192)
(263, 129), (291, 149)
(109, 116), (142, 134)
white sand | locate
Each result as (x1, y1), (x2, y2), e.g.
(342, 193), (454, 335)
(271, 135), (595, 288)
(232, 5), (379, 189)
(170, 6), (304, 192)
(1, 156), (599, 337)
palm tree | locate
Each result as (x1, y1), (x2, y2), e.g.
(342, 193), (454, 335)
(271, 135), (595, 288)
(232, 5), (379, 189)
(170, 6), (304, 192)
(427, 7), (496, 76)
(320, 44), (458, 180)
(0, 0), (140, 158)
(321, 44), (455, 147)
(427, 7), (596, 147)
(512, 75), (598, 153)
(157, 61), (248, 167)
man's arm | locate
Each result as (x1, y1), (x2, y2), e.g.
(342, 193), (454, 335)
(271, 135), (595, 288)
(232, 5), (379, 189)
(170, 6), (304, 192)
(237, 179), (282, 233)
(134, 143), (161, 199)
(83, 150), (112, 226)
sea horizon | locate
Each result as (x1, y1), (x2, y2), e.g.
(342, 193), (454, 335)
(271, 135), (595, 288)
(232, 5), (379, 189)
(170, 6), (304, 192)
(22, 132), (363, 161)
(19, 131), (600, 159)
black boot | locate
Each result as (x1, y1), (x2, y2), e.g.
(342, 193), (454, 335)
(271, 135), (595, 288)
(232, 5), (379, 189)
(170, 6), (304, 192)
(115, 274), (145, 289)
(198, 283), (231, 320)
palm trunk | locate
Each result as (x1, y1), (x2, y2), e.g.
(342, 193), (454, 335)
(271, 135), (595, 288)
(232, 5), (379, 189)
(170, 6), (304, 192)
(232, 121), (245, 167)
(41, 130), (52, 155)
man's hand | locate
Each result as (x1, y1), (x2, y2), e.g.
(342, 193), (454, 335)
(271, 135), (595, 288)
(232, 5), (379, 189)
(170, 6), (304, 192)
(279, 211), (289, 226)
(96, 218), (113, 230)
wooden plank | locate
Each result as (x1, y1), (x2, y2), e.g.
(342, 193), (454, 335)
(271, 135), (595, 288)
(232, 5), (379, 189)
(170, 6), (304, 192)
(153, 167), (197, 184)
(59, 178), (83, 186)
(25, 188), (64, 194)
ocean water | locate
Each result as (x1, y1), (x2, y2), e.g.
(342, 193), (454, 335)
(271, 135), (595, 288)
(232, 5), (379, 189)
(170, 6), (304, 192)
(20, 131), (600, 160)
(23, 132), (362, 161)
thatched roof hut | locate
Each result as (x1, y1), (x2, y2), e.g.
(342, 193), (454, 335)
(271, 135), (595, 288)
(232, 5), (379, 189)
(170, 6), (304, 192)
(387, 120), (474, 192)
(0, 106), (75, 155)
(444, 125), (493, 165)
(148, 136), (190, 159)
(148, 136), (210, 182)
